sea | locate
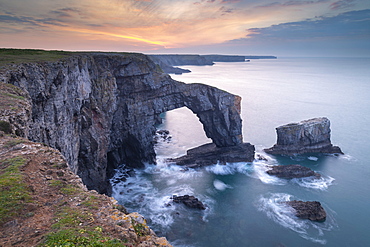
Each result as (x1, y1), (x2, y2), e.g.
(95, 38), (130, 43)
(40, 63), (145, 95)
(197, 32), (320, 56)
(111, 57), (370, 247)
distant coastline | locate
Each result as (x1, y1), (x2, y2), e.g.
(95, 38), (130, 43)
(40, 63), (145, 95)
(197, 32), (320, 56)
(148, 54), (277, 74)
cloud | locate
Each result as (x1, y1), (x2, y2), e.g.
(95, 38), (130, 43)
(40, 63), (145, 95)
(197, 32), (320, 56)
(0, 13), (67, 27)
(50, 7), (81, 18)
(257, 0), (329, 8)
(330, 0), (356, 10)
(242, 9), (370, 40)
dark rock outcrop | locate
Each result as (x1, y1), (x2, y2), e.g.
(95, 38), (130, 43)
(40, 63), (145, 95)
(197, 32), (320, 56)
(267, 164), (321, 179)
(285, 200), (326, 222)
(172, 195), (206, 210)
(169, 142), (255, 167)
(1, 53), (243, 193)
(149, 54), (213, 74)
(264, 117), (343, 155)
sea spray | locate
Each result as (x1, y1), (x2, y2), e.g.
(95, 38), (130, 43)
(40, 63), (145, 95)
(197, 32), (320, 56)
(257, 193), (338, 244)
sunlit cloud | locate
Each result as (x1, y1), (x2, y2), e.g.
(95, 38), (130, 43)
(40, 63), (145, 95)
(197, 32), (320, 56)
(0, 0), (369, 55)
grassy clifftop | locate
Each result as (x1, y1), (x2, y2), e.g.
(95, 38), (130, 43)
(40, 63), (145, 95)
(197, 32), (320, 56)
(0, 133), (171, 246)
(0, 49), (74, 66)
(0, 52), (172, 246)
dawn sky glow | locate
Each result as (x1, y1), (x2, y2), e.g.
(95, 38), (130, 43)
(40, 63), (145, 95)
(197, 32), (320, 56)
(1, 0), (370, 56)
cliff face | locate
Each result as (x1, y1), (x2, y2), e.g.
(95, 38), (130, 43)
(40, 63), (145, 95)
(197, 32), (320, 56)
(0, 53), (243, 193)
(264, 117), (342, 155)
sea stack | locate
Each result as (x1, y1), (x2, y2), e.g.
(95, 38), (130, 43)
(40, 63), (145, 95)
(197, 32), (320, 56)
(264, 117), (343, 155)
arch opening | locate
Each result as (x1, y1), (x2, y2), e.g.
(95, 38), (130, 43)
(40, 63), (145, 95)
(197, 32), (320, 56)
(155, 107), (211, 158)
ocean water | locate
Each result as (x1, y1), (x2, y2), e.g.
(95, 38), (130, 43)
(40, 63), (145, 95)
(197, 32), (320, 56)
(111, 57), (370, 246)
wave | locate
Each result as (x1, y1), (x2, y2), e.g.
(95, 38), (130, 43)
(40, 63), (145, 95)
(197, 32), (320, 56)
(110, 163), (213, 232)
(257, 193), (338, 245)
(205, 161), (287, 185)
(203, 158), (335, 190)
(290, 176), (335, 191)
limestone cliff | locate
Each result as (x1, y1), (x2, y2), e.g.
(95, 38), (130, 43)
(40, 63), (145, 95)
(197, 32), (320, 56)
(0, 52), (243, 194)
(264, 117), (343, 155)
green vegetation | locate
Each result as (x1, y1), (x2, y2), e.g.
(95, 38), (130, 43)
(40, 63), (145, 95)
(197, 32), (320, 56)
(0, 48), (73, 66)
(52, 206), (91, 229)
(81, 195), (101, 210)
(42, 228), (127, 247)
(0, 157), (31, 225)
(131, 218), (147, 237)
(42, 206), (128, 246)
(0, 48), (141, 67)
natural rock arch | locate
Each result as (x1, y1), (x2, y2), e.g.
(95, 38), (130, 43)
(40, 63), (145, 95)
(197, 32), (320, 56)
(3, 53), (243, 193)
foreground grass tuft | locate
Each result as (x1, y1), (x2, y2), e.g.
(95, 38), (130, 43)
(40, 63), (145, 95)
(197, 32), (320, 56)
(0, 157), (31, 225)
(42, 228), (128, 247)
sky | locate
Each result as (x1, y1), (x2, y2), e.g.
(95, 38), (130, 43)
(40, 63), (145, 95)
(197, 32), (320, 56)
(1, 0), (370, 57)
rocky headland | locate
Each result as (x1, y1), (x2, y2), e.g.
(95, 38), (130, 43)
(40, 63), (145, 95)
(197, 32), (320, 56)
(149, 54), (277, 74)
(1, 51), (247, 194)
(264, 117), (343, 155)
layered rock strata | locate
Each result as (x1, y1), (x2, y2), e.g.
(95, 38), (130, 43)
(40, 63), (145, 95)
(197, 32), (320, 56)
(264, 117), (343, 155)
(267, 164), (321, 179)
(0, 53), (244, 193)
(169, 142), (255, 167)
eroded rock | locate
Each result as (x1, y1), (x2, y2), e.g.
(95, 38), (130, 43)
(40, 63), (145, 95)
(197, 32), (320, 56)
(169, 142), (255, 167)
(264, 117), (343, 155)
(285, 200), (326, 222)
(172, 195), (206, 210)
(1, 53), (243, 193)
(267, 164), (321, 179)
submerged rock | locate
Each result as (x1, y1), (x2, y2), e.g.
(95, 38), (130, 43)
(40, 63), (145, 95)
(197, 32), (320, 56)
(267, 164), (321, 179)
(285, 200), (326, 222)
(169, 142), (255, 167)
(172, 195), (206, 210)
(264, 117), (343, 155)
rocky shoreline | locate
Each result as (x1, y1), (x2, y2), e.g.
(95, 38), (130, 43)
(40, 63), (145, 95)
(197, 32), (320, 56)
(0, 50), (341, 246)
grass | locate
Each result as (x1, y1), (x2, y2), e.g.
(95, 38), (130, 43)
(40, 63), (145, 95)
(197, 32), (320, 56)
(0, 157), (31, 225)
(0, 48), (73, 66)
(0, 48), (142, 67)
(52, 206), (91, 229)
(42, 206), (128, 247)
(41, 228), (128, 247)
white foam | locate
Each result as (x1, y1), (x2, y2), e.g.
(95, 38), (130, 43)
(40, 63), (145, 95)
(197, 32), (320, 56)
(291, 176), (335, 191)
(213, 179), (232, 191)
(308, 156), (319, 161)
(110, 163), (211, 232)
(257, 193), (338, 245)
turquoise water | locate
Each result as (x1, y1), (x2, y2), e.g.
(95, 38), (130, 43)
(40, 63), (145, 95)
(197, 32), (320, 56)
(112, 58), (370, 246)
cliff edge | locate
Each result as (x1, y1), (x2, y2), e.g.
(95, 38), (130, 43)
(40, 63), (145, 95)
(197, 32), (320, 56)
(0, 50), (243, 194)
